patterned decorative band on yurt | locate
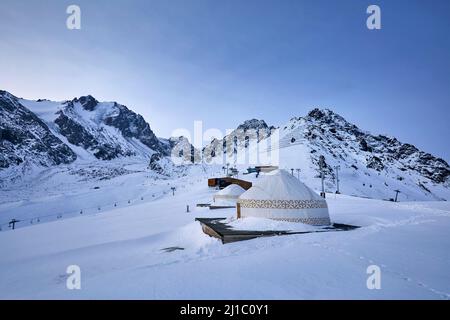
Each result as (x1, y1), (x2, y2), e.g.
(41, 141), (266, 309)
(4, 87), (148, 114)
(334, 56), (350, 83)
(237, 199), (328, 210)
(266, 216), (331, 225)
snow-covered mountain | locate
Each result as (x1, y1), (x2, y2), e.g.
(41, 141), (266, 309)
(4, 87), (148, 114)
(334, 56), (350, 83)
(159, 136), (200, 164)
(0, 91), (77, 169)
(204, 109), (450, 201)
(0, 90), (199, 172)
(20, 94), (168, 161)
(1, 89), (449, 201)
(202, 119), (274, 162)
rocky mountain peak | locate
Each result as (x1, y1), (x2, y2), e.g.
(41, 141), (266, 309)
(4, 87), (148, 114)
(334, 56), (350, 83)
(306, 108), (349, 127)
(103, 103), (167, 155)
(72, 95), (99, 111)
(300, 108), (450, 187)
(237, 119), (270, 131)
(1, 90), (171, 165)
(0, 90), (18, 103)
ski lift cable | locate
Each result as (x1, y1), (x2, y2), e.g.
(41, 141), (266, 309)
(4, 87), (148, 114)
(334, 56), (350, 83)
(0, 188), (169, 232)
(1, 177), (185, 232)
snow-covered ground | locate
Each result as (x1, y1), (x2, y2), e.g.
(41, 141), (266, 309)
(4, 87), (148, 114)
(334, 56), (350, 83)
(0, 161), (221, 229)
(0, 170), (449, 299)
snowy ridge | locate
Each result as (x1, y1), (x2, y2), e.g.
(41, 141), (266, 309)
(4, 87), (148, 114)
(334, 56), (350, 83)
(205, 109), (450, 201)
(1, 89), (449, 202)
(21, 95), (165, 161)
(1, 90), (201, 178)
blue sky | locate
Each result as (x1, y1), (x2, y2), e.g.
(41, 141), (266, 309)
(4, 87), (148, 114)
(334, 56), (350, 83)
(1, 0), (449, 160)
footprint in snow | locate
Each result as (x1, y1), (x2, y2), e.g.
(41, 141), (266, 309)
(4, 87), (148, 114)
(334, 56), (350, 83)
(161, 246), (185, 253)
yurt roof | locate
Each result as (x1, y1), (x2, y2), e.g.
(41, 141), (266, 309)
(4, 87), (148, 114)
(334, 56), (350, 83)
(239, 169), (322, 201)
(215, 184), (246, 197)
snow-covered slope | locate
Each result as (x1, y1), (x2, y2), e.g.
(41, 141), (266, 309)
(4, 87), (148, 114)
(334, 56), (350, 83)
(0, 180), (449, 299)
(1, 90), (202, 188)
(204, 109), (450, 201)
(0, 161), (221, 230)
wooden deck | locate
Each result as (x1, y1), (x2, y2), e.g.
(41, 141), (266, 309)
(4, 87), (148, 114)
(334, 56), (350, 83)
(195, 218), (359, 244)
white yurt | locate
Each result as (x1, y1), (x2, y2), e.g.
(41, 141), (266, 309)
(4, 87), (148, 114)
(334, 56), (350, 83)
(237, 169), (331, 225)
(212, 184), (246, 207)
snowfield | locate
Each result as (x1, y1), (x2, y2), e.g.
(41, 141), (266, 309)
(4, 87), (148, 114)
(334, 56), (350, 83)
(0, 170), (449, 299)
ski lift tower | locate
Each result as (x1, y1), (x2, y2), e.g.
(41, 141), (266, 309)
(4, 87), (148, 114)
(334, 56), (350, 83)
(334, 165), (341, 194)
(319, 156), (326, 198)
(394, 189), (401, 202)
(9, 219), (20, 230)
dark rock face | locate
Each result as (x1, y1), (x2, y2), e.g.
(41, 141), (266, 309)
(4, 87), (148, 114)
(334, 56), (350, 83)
(54, 110), (132, 160)
(236, 119), (274, 139)
(149, 153), (164, 173)
(49, 97), (168, 161)
(103, 102), (167, 155)
(165, 136), (200, 163)
(73, 95), (98, 111)
(303, 108), (449, 184)
(395, 144), (418, 159)
(308, 108), (327, 120)
(366, 156), (385, 171)
(415, 154), (449, 183)
(203, 138), (220, 162)
(55, 111), (95, 149)
(202, 119), (275, 160)
(0, 91), (77, 168)
(359, 138), (372, 152)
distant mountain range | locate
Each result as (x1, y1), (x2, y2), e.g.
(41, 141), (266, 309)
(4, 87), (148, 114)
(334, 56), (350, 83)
(204, 108), (450, 201)
(0, 90), (193, 169)
(1, 90), (449, 201)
